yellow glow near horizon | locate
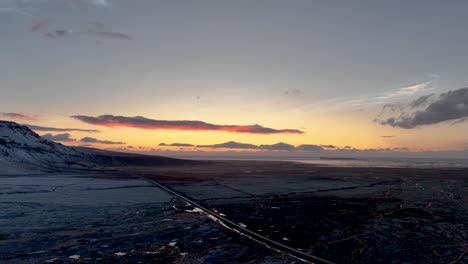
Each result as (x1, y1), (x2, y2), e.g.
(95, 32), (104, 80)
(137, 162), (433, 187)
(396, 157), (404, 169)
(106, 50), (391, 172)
(26, 110), (468, 153)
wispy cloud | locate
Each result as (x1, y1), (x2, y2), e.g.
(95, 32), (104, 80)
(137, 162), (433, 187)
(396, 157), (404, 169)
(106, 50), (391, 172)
(85, 0), (110, 7)
(30, 19), (48, 32)
(44, 29), (73, 39)
(0, 7), (33, 17)
(26, 124), (100, 133)
(284, 89), (301, 96)
(42, 133), (76, 142)
(353, 80), (435, 106)
(71, 115), (304, 134)
(302, 77), (439, 112)
(86, 30), (132, 40)
(80, 137), (125, 145)
(376, 88), (468, 129)
(396, 81), (432, 95)
(0, 112), (38, 121)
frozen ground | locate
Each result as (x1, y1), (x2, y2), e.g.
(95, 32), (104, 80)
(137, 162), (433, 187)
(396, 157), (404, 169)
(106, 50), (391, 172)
(154, 165), (468, 264)
(0, 173), (294, 263)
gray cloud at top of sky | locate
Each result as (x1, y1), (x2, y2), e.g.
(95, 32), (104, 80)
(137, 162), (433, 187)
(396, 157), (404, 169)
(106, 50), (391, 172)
(42, 133), (75, 142)
(0, 0), (109, 18)
(2, 0), (123, 42)
(376, 88), (468, 129)
(26, 124), (100, 133)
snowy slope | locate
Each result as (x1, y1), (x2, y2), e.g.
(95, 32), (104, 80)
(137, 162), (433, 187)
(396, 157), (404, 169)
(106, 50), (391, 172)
(0, 121), (85, 172)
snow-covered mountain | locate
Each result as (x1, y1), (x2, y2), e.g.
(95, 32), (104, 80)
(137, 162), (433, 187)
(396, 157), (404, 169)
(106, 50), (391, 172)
(0, 120), (198, 174)
(0, 121), (86, 173)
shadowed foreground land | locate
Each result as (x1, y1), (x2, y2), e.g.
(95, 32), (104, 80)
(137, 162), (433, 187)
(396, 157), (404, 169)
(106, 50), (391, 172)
(0, 173), (294, 263)
(123, 160), (468, 264)
(1, 158), (467, 263)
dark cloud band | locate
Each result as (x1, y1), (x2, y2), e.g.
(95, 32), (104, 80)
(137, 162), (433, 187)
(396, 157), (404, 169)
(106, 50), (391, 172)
(80, 137), (125, 145)
(71, 115), (304, 134)
(27, 124), (100, 133)
(377, 88), (468, 129)
(42, 133), (76, 142)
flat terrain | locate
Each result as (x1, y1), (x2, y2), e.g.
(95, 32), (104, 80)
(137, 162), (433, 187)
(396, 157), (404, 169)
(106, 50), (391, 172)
(125, 160), (468, 264)
(0, 172), (294, 263)
(1, 159), (467, 263)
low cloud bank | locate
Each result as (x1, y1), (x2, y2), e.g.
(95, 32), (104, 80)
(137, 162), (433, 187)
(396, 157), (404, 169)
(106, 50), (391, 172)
(80, 137), (125, 145)
(42, 133), (75, 142)
(160, 141), (373, 152)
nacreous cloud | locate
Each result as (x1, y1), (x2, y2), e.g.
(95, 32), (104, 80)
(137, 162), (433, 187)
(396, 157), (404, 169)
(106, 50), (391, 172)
(377, 88), (468, 129)
(80, 137), (125, 145)
(71, 115), (304, 134)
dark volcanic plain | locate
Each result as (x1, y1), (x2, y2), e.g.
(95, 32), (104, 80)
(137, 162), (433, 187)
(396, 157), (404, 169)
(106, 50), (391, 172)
(1, 155), (467, 264)
(122, 159), (468, 264)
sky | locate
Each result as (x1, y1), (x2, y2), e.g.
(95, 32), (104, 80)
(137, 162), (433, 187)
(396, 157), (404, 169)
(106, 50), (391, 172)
(1, 0), (468, 158)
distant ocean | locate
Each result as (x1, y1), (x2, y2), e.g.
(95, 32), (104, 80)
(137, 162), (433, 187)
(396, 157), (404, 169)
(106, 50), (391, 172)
(292, 157), (468, 169)
(178, 155), (468, 169)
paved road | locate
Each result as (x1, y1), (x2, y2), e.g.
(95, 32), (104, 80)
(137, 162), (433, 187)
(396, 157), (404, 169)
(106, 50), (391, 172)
(0, 173), (295, 263)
